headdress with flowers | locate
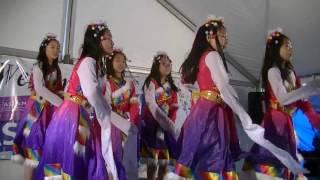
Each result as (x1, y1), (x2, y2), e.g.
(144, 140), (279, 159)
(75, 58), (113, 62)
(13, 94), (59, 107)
(40, 33), (58, 47)
(267, 27), (284, 46)
(153, 51), (171, 62)
(105, 47), (127, 61)
(88, 20), (110, 40)
(203, 14), (225, 36)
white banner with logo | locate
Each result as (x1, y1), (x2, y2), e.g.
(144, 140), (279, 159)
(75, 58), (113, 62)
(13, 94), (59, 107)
(0, 55), (73, 159)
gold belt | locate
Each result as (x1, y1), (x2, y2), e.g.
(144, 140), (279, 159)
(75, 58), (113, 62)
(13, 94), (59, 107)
(192, 90), (224, 104)
(64, 93), (90, 107)
(270, 102), (295, 116)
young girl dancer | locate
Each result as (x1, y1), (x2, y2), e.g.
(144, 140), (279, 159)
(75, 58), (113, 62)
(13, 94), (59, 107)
(243, 29), (320, 179)
(35, 22), (118, 179)
(140, 52), (179, 180)
(103, 48), (140, 179)
(12, 34), (63, 180)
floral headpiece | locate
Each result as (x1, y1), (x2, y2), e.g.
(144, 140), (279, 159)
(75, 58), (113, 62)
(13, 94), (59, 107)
(41, 33), (58, 47)
(204, 14), (224, 36)
(267, 27), (283, 45)
(154, 51), (170, 61)
(88, 21), (110, 40)
(105, 47), (126, 60)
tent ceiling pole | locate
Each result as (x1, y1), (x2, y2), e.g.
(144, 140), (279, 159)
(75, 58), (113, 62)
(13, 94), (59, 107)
(157, 0), (196, 31)
(0, 1), (75, 63)
(224, 53), (259, 85)
(61, 0), (74, 64)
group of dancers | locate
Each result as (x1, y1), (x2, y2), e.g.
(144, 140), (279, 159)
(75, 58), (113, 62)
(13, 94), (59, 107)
(11, 15), (320, 180)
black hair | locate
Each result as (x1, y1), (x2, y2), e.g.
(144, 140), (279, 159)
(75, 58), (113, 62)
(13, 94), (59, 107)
(142, 54), (178, 92)
(261, 32), (293, 88)
(36, 37), (61, 82)
(180, 20), (228, 84)
(104, 50), (127, 79)
(80, 23), (111, 75)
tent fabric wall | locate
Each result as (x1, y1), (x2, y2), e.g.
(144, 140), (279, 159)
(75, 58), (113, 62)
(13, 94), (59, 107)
(167, 0), (320, 77)
(0, 0), (65, 52)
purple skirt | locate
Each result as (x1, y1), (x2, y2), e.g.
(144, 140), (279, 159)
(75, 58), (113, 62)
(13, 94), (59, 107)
(175, 98), (242, 179)
(13, 97), (55, 165)
(34, 100), (109, 180)
(140, 111), (179, 164)
(243, 109), (297, 179)
(111, 124), (127, 180)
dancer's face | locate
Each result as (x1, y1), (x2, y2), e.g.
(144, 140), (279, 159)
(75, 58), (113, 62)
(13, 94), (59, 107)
(217, 28), (228, 49)
(113, 53), (126, 74)
(101, 32), (114, 54)
(46, 40), (60, 62)
(159, 57), (172, 78)
(280, 38), (293, 61)
(207, 28), (228, 50)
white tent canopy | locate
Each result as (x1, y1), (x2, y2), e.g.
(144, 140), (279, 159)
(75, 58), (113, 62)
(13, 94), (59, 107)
(0, 0), (319, 85)
(165, 0), (320, 78)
